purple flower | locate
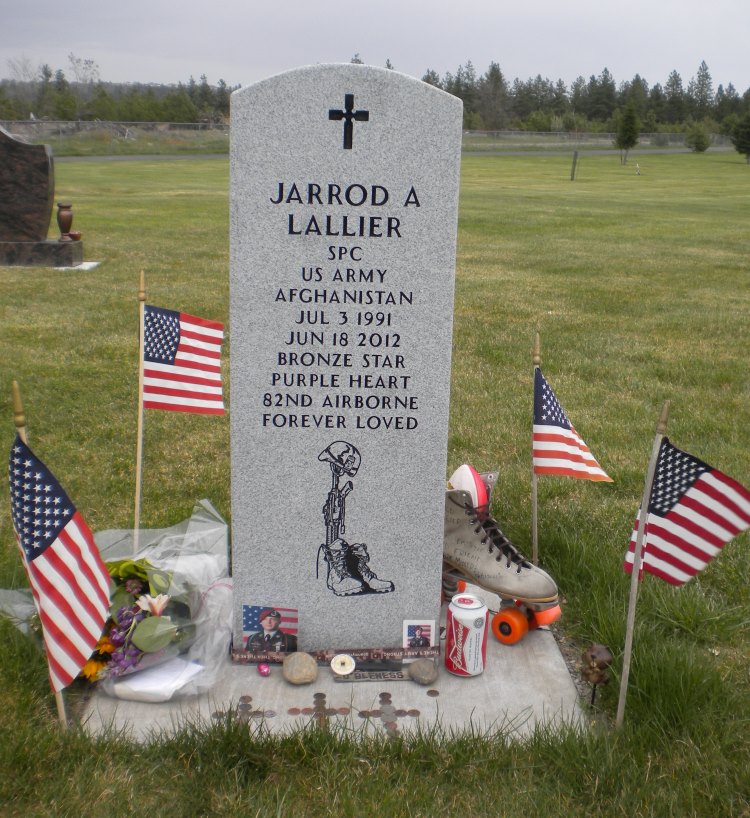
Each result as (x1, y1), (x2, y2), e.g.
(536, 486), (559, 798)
(109, 627), (126, 647)
(125, 579), (144, 595)
(117, 607), (135, 628)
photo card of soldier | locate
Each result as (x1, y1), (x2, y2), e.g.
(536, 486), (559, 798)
(402, 620), (435, 659)
(243, 604), (299, 655)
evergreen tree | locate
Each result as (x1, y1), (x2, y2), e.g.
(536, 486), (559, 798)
(587, 68), (617, 121)
(664, 70), (686, 123)
(0, 84), (21, 118)
(443, 61), (480, 128)
(615, 100), (640, 163)
(421, 69), (441, 88)
(196, 74), (214, 119)
(162, 87), (198, 122)
(685, 122), (710, 152)
(215, 79), (231, 117)
(186, 75), (198, 103)
(52, 69), (76, 119)
(715, 83), (742, 122)
(88, 83), (116, 120)
(647, 82), (666, 124)
(477, 62), (510, 129)
(688, 60), (713, 120)
(551, 79), (569, 115)
(569, 75), (588, 118)
(621, 74), (649, 119)
(35, 64), (55, 118)
(731, 110), (750, 163)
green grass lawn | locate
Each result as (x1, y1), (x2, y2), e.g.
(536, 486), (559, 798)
(1, 152), (749, 816)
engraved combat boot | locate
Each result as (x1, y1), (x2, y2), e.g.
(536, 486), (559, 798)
(320, 538), (364, 596)
(444, 465), (558, 603)
(350, 542), (395, 593)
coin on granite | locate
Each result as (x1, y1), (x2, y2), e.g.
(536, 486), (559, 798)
(330, 654), (356, 676)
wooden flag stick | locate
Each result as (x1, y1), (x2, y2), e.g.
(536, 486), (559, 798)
(615, 400), (670, 729)
(133, 271), (146, 555)
(11, 380), (68, 729)
(531, 332), (541, 565)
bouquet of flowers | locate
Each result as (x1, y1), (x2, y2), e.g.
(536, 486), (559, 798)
(81, 557), (195, 682)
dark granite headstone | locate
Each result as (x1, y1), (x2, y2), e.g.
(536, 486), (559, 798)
(0, 126), (54, 241)
(0, 126), (83, 267)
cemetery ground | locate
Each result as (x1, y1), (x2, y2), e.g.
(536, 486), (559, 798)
(0, 151), (749, 816)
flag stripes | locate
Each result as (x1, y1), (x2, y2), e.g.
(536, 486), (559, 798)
(532, 430), (612, 480)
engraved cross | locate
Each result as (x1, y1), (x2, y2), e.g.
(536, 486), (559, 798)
(328, 93), (369, 149)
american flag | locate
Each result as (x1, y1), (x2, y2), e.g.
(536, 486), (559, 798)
(143, 304), (225, 415)
(242, 605), (298, 648)
(533, 368), (612, 482)
(624, 438), (750, 586)
(8, 435), (111, 692)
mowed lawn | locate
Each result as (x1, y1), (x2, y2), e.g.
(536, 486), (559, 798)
(0, 150), (749, 817)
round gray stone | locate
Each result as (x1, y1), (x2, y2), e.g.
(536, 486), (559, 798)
(282, 652), (318, 685)
(408, 658), (438, 685)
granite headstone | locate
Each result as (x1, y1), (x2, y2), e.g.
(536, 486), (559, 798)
(230, 64), (462, 654)
(0, 125), (83, 267)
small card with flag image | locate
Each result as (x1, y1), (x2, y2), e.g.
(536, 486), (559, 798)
(402, 619), (436, 660)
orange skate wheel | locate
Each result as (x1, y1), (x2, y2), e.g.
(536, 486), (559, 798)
(491, 607), (529, 645)
(531, 604), (562, 628)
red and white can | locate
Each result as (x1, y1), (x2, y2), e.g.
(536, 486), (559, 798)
(445, 592), (488, 676)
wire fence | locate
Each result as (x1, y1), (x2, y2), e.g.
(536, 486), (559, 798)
(0, 120), (733, 153)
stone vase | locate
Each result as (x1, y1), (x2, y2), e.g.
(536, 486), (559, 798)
(56, 202), (73, 241)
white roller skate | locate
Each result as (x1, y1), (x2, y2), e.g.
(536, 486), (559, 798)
(443, 464), (561, 644)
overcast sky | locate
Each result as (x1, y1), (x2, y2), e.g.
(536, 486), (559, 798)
(2, 0), (748, 93)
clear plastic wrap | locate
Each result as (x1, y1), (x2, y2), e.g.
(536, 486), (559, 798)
(92, 499), (232, 702)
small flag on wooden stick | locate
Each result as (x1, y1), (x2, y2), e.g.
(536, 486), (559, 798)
(533, 368), (612, 482)
(624, 437), (750, 585)
(8, 434), (111, 693)
(142, 305), (225, 415)
(530, 334), (612, 565)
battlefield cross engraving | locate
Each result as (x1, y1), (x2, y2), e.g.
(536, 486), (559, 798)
(230, 63), (463, 653)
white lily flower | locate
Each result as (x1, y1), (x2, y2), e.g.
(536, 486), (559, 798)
(136, 593), (170, 616)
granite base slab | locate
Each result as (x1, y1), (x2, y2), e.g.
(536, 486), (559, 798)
(0, 240), (84, 267)
(80, 626), (584, 743)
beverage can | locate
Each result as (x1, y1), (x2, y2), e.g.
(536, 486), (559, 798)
(445, 592), (488, 676)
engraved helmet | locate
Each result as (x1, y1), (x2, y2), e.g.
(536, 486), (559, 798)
(318, 440), (361, 476)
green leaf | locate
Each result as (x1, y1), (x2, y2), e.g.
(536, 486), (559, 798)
(146, 568), (172, 596)
(110, 587), (132, 619)
(131, 615), (177, 653)
(106, 558), (152, 582)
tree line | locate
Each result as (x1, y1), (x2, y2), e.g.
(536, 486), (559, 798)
(0, 55), (235, 123)
(419, 59), (749, 138)
(1, 53), (749, 140)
